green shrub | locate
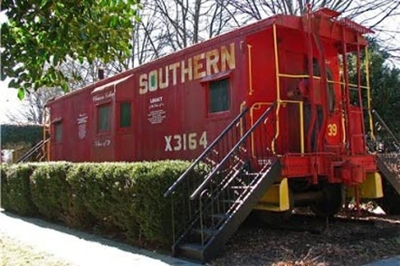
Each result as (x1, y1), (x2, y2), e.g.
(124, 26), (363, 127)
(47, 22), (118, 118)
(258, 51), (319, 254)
(1, 163), (9, 208)
(1, 124), (42, 148)
(134, 160), (191, 246)
(30, 162), (71, 222)
(1, 163), (38, 216)
(66, 162), (140, 234)
(1, 160), (199, 248)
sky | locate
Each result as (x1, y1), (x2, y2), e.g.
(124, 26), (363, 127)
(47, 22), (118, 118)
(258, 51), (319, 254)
(0, 81), (25, 124)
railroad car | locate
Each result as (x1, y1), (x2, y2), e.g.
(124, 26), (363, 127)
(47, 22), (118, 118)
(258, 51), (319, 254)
(44, 8), (400, 262)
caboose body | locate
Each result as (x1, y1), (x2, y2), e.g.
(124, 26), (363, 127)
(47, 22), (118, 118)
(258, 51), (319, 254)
(46, 9), (384, 258)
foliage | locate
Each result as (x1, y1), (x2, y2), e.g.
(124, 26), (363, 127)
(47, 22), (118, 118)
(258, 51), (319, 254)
(66, 162), (140, 232)
(30, 162), (71, 222)
(1, 161), (194, 247)
(367, 41), (400, 135)
(1, 163), (9, 206)
(133, 161), (192, 244)
(348, 38), (400, 135)
(1, 164), (38, 216)
(1, 0), (142, 99)
(1, 124), (42, 149)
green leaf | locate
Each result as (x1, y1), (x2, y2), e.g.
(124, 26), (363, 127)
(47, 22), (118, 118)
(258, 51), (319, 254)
(17, 88), (25, 100)
(1, 0), (142, 94)
(9, 79), (19, 88)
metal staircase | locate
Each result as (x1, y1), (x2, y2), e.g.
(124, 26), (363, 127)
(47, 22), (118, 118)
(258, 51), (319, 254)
(164, 102), (281, 262)
(16, 138), (50, 163)
(369, 110), (400, 213)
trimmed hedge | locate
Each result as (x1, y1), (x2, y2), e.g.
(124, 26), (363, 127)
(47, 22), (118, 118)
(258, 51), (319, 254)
(0, 160), (194, 247)
(1, 163), (38, 216)
(1, 124), (42, 148)
(30, 162), (72, 222)
(1, 163), (9, 207)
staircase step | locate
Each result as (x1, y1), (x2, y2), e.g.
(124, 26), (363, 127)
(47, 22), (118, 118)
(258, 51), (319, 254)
(177, 243), (204, 262)
(211, 213), (228, 222)
(191, 228), (218, 243)
(242, 172), (259, 177)
(220, 199), (243, 204)
(231, 185), (254, 190)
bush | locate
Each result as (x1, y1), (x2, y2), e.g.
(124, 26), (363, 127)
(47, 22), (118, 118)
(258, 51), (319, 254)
(1, 163), (38, 216)
(30, 162), (71, 222)
(1, 163), (9, 208)
(1, 124), (42, 148)
(134, 161), (191, 246)
(66, 162), (140, 233)
(1, 160), (196, 247)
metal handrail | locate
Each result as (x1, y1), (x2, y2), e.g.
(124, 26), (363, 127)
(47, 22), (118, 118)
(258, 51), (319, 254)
(190, 102), (277, 200)
(372, 110), (400, 147)
(164, 107), (250, 198)
(16, 138), (50, 163)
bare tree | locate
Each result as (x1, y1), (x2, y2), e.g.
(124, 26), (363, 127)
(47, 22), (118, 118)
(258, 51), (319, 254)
(131, 2), (168, 67)
(226, 0), (398, 19)
(6, 87), (64, 125)
(226, 0), (400, 57)
(136, 0), (239, 56)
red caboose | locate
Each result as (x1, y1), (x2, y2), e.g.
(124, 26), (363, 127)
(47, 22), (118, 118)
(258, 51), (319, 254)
(45, 9), (386, 261)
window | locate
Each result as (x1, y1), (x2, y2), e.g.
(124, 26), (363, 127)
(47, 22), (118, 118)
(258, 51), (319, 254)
(209, 78), (230, 113)
(120, 102), (131, 128)
(98, 104), (111, 132)
(54, 122), (62, 143)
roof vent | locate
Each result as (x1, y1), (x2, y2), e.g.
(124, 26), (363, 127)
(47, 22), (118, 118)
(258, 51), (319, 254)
(98, 68), (104, 80)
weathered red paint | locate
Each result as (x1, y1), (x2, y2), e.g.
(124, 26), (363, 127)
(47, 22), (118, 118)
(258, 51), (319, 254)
(46, 9), (376, 186)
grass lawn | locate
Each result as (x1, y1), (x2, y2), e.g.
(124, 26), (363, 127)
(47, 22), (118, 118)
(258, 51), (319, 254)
(0, 233), (72, 266)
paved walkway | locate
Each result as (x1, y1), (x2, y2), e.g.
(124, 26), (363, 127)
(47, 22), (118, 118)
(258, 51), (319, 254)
(0, 210), (201, 266)
(1, 210), (400, 266)
(363, 257), (400, 266)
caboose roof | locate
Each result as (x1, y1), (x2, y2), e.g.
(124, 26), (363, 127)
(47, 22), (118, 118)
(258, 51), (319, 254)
(46, 8), (372, 106)
(91, 74), (133, 94)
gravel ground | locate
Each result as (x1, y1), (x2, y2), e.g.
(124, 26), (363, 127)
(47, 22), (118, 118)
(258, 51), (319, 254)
(210, 211), (400, 266)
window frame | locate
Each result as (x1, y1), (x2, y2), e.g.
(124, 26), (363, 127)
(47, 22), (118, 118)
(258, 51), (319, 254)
(97, 103), (111, 133)
(53, 120), (62, 143)
(200, 70), (232, 118)
(118, 101), (132, 129)
(208, 78), (231, 114)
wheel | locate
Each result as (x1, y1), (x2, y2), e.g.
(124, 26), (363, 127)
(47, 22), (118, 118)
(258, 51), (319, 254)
(310, 183), (343, 218)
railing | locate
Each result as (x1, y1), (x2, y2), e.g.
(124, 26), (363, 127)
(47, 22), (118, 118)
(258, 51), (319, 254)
(164, 108), (250, 198)
(190, 102), (277, 200)
(164, 107), (250, 248)
(370, 110), (400, 196)
(16, 138), (50, 163)
(164, 102), (277, 250)
(193, 103), (277, 247)
(369, 110), (400, 153)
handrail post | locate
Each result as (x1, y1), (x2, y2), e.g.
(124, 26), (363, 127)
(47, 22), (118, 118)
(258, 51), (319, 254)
(299, 101), (305, 154)
(272, 24), (281, 154)
(372, 110), (400, 147)
(365, 46), (375, 142)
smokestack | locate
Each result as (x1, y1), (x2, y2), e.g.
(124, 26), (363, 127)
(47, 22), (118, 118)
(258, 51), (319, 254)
(98, 68), (104, 80)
